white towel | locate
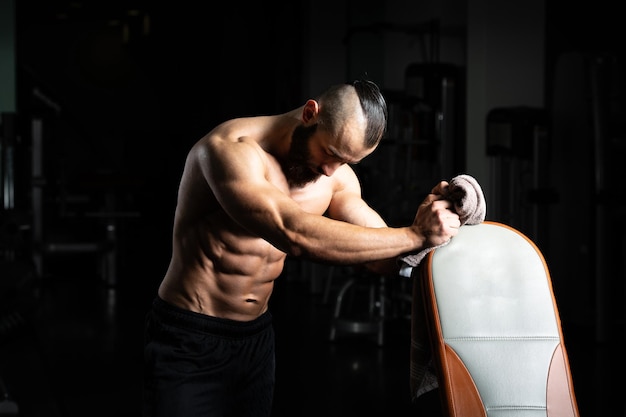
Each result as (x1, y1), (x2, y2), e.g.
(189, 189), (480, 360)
(399, 174), (486, 270)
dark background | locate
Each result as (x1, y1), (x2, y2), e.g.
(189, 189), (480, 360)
(1, 0), (624, 416)
(11, 0), (308, 290)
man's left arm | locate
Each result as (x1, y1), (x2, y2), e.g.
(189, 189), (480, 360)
(325, 167), (401, 276)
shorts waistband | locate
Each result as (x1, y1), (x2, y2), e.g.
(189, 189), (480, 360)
(151, 296), (272, 338)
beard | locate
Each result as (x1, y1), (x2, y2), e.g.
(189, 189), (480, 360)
(280, 123), (322, 188)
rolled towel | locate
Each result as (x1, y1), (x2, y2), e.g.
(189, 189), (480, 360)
(399, 174), (486, 268)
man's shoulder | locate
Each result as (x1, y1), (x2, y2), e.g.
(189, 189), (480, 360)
(187, 130), (272, 179)
(199, 117), (274, 149)
(330, 164), (362, 193)
(194, 129), (261, 153)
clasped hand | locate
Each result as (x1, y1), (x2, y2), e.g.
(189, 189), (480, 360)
(412, 181), (461, 248)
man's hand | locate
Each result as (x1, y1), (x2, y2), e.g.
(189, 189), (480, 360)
(412, 181), (461, 248)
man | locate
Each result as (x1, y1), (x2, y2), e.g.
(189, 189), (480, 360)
(143, 79), (460, 417)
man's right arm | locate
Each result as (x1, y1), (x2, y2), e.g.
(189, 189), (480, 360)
(196, 137), (456, 265)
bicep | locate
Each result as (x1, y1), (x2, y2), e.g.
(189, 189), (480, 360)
(199, 139), (303, 248)
(326, 167), (387, 228)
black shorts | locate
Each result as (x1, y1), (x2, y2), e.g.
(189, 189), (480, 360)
(143, 297), (275, 417)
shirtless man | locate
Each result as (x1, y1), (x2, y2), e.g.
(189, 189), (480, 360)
(142, 79), (460, 417)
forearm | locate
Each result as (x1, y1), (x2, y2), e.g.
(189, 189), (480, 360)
(279, 212), (423, 264)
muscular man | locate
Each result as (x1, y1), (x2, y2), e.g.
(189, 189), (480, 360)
(143, 79), (460, 417)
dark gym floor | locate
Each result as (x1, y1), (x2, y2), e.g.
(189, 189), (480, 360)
(0, 256), (624, 417)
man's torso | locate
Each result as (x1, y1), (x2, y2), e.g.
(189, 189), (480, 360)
(158, 131), (346, 321)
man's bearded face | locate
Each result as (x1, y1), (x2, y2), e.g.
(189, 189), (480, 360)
(281, 123), (323, 188)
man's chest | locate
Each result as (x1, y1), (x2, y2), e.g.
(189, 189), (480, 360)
(264, 155), (335, 215)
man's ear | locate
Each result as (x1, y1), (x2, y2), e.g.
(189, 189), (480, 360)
(302, 99), (319, 124)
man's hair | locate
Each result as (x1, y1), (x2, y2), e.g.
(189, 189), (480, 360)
(316, 78), (388, 148)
